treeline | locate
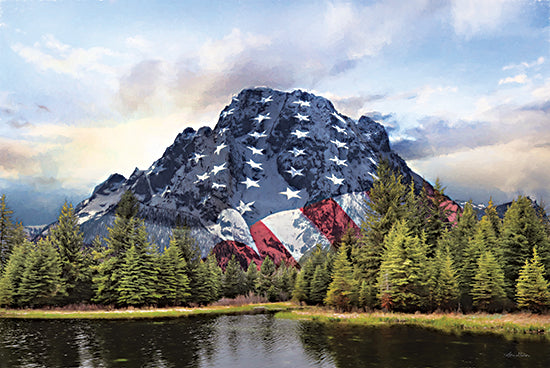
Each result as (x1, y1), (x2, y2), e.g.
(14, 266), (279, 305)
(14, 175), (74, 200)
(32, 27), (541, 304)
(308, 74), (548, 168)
(293, 161), (550, 313)
(1, 160), (550, 313)
(0, 192), (295, 308)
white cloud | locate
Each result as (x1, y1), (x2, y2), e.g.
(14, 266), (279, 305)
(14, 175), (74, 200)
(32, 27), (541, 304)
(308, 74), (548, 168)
(503, 56), (545, 71)
(451, 0), (519, 38)
(11, 34), (121, 86)
(498, 73), (528, 85)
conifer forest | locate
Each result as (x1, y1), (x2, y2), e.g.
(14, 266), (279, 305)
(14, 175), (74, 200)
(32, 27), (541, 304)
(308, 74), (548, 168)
(1, 161), (549, 314)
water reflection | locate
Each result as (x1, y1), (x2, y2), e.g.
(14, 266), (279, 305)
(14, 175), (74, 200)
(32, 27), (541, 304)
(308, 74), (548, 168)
(1, 314), (549, 367)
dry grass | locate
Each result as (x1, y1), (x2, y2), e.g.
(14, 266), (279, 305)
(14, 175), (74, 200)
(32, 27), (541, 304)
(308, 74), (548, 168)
(0, 302), (296, 320)
(275, 308), (550, 340)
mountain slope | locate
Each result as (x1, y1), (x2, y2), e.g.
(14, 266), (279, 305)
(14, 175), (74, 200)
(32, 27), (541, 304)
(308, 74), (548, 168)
(72, 87), (431, 265)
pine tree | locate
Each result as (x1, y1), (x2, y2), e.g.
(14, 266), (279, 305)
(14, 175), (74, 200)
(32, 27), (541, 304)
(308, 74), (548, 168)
(157, 242), (190, 306)
(19, 238), (64, 307)
(0, 194), (16, 272)
(117, 245), (148, 306)
(501, 196), (550, 299)
(354, 159), (407, 306)
(424, 179), (451, 254)
(325, 245), (355, 311)
(194, 254), (222, 305)
(245, 261), (259, 295)
(0, 241), (31, 306)
(484, 198), (502, 238)
(257, 256), (276, 297)
(292, 269), (308, 303)
(427, 247), (459, 311)
(444, 201), (478, 270)
(223, 255), (245, 298)
(471, 250), (507, 312)
(309, 265), (330, 305)
(170, 222), (201, 301)
(377, 220), (429, 312)
(516, 247), (550, 313)
(49, 202), (92, 304)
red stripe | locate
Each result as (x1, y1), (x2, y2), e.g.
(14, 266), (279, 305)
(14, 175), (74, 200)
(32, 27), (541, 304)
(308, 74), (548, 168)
(212, 240), (263, 270)
(300, 198), (360, 244)
(249, 221), (298, 267)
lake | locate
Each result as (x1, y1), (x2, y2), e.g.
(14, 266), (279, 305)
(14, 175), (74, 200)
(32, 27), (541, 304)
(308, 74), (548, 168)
(0, 313), (548, 367)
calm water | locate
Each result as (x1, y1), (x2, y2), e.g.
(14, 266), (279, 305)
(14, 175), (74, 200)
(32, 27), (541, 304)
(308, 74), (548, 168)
(0, 313), (549, 368)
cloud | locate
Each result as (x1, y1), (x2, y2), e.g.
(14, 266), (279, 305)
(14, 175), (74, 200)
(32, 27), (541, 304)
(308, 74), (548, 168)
(503, 56), (545, 71)
(11, 34), (120, 83)
(498, 74), (528, 85)
(450, 0), (521, 38)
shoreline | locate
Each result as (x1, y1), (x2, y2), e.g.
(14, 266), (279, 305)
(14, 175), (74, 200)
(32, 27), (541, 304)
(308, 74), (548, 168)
(274, 308), (550, 341)
(0, 302), (296, 320)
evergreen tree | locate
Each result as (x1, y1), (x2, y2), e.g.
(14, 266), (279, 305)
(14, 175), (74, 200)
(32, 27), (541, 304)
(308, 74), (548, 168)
(0, 241), (31, 306)
(460, 216), (500, 310)
(424, 179), (451, 254)
(402, 181), (429, 239)
(516, 247), (550, 313)
(222, 255), (245, 298)
(245, 261), (259, 295)
(117, 245), (148, 306)
(354, 159), (407, 306)
(157, 242), (190, 306)
(257, 256), (276, 297)
(444, 201), (478, 270)
(484, 198), (502, 238)
(471, 250), (507, 312)
(377, 220), (429, 312)
(427, 247), (459, 311)
(194, 254), (222, 305)
(49, 202), (92, 304)
(292, 269), (308, 303)
(19, 238), (64, 307)
(325, 245), (355, 311)
(0, 194), (17, 272)
(501, 196), (550, 298)
(170, 222), (201, 301)
(309, 265), (330, 305)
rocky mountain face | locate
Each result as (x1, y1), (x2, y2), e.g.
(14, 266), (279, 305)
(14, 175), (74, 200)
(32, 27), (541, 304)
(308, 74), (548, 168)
(70, 87), (435, 267)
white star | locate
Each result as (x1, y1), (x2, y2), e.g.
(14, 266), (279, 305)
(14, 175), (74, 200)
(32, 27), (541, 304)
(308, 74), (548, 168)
(249, 131), (267, 139)
(280, 187), (301, 200)
(221, 108), (234, 118)
(294, 113), (310, 122)
(286, 166), (304, 178)
(258, 95), (273, 104)
(293, 100), (310, 108)
(332, 112), (346, 124)
(236, 200), (255, 215)
(214, 143), (228, 155)
(218, 127), (229, 136)
(211, 163), (227, 175)
(190, 153), (206, 164)
(332, 125), (348, 135)
(246, 159), (263, 170)
(212, 182), (226, 190)
(195, 172), (210, 182)
(331, 139), (348, 149)
(253, 113), (271, 124)
(232, 96), (239, 102)
(289, 147), (305, 157)
(326, 173), (345, 186)
(247, 146), (264, 156)
(241, 177), (260, 189)
(291, 129), (309, 139)
(329, 156), (348, 167)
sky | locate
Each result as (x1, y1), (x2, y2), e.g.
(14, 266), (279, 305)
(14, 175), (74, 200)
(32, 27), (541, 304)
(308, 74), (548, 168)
(0, 0), (549, 225)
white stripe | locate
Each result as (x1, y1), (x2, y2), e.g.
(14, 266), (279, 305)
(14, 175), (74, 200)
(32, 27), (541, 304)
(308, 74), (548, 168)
(332, 192), (369, 227)
(260, 208), (331, 261)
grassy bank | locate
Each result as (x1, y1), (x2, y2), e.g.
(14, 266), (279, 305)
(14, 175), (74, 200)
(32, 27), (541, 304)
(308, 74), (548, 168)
(0, 302), (296, 320)
(275, 308), (550, 341)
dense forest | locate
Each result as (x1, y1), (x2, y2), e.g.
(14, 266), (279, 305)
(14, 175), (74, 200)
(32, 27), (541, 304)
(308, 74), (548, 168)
(0, 161), (549, 313)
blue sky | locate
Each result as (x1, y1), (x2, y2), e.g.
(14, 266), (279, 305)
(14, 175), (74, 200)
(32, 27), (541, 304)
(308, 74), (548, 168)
(0, 0), (548, 224)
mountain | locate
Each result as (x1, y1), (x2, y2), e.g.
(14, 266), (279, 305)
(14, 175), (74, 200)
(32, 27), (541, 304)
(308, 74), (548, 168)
(67, 87), (451, 267)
